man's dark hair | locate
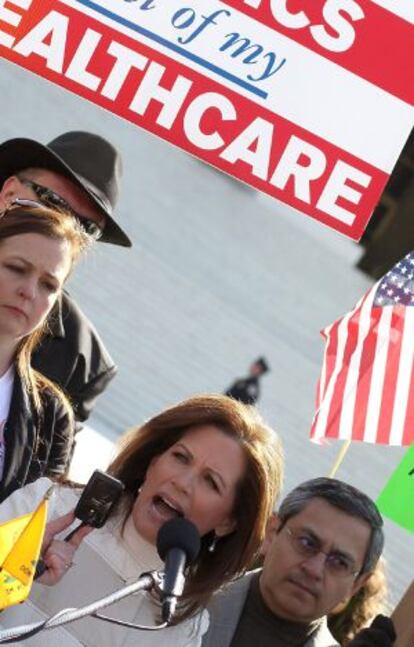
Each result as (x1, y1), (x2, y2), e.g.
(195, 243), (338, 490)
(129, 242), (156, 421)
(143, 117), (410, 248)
(277, 477), (384, 574)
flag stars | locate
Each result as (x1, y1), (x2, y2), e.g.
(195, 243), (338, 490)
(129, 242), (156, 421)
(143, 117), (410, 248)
(375, 252), (414, 305)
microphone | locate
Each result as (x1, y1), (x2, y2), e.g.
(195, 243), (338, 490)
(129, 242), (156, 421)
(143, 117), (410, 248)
(156, 518), (200, 624)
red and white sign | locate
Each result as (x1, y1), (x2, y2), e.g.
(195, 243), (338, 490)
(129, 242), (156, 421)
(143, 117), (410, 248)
(0, 0), (413, 238)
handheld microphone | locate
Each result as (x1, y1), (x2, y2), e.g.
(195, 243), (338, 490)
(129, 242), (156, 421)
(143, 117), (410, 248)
(156, 518), (200, 624)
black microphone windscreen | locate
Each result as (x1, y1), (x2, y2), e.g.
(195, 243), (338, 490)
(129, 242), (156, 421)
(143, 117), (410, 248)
(157, 518), (201, 564)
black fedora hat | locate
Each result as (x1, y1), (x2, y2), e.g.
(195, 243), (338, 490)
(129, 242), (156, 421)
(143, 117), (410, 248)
(0, 131), (131, 247)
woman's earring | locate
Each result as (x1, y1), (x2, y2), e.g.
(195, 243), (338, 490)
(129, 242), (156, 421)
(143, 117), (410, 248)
(208, 533), (218, 553)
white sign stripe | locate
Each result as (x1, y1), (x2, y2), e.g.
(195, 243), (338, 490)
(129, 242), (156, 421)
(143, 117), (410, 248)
(338, 286), (378, 439)
(388, 308), (414, 445)
(60, 0), (414, 173)
(371, 0), (414, 24)
(362, 306), (393, 443)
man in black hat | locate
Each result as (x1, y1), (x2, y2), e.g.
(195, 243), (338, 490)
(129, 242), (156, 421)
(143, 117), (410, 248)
(0, 131), (131, 426)
(225, 356), (270, 406)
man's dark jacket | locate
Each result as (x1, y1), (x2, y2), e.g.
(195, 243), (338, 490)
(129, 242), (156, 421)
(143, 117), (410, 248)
(203, 571), (395, 647)
(32, 292), (117, 424)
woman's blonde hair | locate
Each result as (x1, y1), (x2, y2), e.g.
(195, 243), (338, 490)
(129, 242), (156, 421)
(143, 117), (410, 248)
(328, 557), (388, 644)
(108, 394), (284, 621)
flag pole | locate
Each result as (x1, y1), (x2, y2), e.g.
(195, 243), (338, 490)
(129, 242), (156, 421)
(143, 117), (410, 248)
(328, 439), (351, 477)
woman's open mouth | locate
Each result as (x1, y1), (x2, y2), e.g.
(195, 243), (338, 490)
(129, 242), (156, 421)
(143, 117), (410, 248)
(152, 495), (184, 522)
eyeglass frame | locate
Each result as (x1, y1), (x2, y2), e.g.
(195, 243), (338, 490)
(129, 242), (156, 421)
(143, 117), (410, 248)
(281, 524), (361, 579)
(18, 177), (103, 240)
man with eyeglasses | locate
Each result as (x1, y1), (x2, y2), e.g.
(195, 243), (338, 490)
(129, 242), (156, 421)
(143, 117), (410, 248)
(0, 131), (131, 429)
(203, 477), (396, 646)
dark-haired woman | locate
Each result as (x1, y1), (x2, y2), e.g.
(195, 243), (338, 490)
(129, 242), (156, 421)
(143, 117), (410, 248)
(0, 394), (284, 646)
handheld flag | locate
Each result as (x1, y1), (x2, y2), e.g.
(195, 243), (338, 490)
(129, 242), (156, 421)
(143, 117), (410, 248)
(311, 251), (414, 446)
(0, 486), (53, 609)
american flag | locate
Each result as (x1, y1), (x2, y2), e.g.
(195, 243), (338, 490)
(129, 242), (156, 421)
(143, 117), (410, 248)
(310, 251), (414, 446)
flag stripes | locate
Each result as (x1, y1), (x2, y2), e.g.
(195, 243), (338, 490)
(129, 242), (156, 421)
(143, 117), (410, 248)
(311, 253), (414, 446)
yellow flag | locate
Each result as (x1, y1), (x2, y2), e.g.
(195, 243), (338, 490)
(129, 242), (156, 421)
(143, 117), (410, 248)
(0, 487), (52, 609)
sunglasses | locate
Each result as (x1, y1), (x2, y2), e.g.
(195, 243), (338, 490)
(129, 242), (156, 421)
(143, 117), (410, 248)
(19, 177), (103, 239)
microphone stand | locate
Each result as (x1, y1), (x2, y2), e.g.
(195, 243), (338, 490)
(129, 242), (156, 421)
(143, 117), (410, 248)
(0, 571), (167, 643)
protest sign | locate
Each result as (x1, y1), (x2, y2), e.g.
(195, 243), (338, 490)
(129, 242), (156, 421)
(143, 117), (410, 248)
(0, 0), (412, 239)
(376, 445), (414, 533)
